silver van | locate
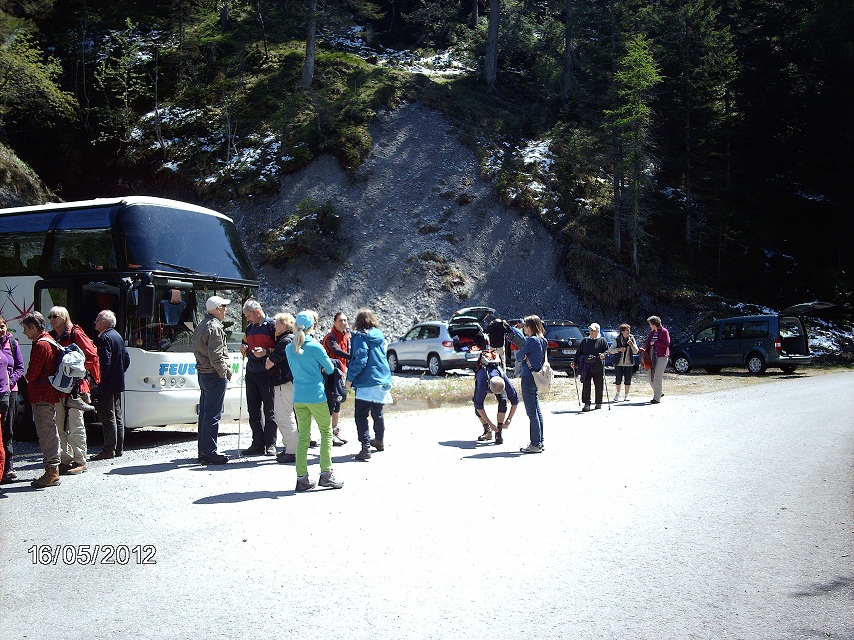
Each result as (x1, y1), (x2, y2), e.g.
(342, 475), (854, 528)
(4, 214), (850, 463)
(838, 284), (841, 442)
(669, 302), (833, 374)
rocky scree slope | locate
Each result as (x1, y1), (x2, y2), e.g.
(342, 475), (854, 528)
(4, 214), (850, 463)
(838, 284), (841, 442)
(228, 103), (613, 338)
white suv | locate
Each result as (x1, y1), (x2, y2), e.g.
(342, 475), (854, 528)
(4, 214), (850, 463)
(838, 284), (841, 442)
(386, 321), (472, 376)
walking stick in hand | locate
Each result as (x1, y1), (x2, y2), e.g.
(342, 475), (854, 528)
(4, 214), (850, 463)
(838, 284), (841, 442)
(235, 354), (245, 458)
(572, 363), (581, 407)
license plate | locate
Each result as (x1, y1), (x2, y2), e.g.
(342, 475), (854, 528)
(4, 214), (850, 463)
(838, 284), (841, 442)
(561, 349), (576, 355)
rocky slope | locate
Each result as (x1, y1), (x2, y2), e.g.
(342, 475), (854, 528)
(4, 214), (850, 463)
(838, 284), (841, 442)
(228, 102), (592, 338)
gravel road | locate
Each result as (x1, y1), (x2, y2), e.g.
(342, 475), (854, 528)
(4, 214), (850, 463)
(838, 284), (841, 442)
(2, 371), (852, 639)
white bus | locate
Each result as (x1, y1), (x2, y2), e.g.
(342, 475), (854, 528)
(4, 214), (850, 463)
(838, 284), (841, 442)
(0, 196), (258, 432)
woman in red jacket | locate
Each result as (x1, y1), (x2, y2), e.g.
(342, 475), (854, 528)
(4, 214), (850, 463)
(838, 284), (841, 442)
(48, 306), (100, 475)
(642, 315), (670, 404)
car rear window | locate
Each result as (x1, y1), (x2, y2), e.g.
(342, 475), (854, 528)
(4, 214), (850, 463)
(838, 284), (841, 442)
(741, 321), (769, 339)
(779, 318), (803, 337)
(546, 325), (584, 340)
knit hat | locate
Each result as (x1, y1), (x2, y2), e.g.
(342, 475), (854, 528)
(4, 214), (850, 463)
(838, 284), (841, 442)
(295, 311), (315, 331)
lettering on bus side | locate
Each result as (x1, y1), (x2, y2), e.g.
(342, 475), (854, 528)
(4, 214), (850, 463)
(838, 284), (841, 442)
(158, 363), (198, 376)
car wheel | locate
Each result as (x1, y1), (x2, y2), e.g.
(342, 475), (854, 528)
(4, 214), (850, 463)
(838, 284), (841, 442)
(387, 351), (400, 373)
(746, 353), (767, 374)
(427, 353), (444, 376)
(705, 366), (722, 373)
(780, 365), (797, 374)
(672, 354), (691, 374)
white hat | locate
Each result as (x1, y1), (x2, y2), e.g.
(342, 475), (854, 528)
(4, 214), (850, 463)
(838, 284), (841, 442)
(206, 295), (231, 312)
(589, 322), (600, 332)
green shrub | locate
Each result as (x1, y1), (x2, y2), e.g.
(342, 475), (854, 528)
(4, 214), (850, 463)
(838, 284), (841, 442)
(260, 198), (346, 266)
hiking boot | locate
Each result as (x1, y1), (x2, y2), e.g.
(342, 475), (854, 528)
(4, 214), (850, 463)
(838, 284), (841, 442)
(276, 451), (296, 464)
(594, 404), (601, 410)
(318, 470), (344, 489)
(370, 438), (384, 451)
(90, 451), (115, 461)
(582, 403), (591, 412)
(198, 453), (229, 465)
(477, 426), (493, 442)
(31, 466), (61, 488)
(64, 462), (87, 475)
(354, 446), (371, 461)
(264, 445), (277, 456)
(333, 428), (347, 446)
(495, 427), (503, 446)
(65, 395), (96, 412)
(650, 399), (660, 404)
(519, 444), (543, 454)
(241, 444), (265, 456)
(295, 475), (316, 492)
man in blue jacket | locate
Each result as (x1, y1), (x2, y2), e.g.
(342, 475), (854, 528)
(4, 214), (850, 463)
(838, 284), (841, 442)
(91, 310), (130, 460)
(473, 352), (518, 446)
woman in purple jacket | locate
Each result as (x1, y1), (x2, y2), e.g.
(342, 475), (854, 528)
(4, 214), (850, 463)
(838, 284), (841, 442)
(643, 315), (670, 404)
(0, 315), (25, 482)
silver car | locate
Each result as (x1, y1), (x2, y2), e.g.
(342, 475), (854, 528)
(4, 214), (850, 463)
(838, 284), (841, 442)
(386, 321), (472, 376)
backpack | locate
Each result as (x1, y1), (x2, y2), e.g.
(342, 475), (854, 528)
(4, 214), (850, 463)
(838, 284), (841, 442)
(38, 336), (88, 393)
(479, 349), (502, 373)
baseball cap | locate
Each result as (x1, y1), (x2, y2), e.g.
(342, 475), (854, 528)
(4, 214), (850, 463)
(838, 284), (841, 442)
(295, 310), (315, 331)
(206, 295), (231, 312)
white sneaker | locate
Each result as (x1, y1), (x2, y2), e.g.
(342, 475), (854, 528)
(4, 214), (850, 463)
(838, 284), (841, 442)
(613, 392), (620, 402)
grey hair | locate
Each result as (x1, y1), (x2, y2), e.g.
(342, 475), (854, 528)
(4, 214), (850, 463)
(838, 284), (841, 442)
(242, 299), (263, 314)
(98, 310), (117, 328)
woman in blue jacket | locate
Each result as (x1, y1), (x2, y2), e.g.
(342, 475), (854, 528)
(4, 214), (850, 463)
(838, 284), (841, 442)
(509, 315), (547, 453)
(286, 310), (343, 491)
(345, 309), (393, 461)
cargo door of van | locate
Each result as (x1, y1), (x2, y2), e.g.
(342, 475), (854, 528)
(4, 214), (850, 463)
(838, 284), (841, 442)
(717, 321), (743, 366)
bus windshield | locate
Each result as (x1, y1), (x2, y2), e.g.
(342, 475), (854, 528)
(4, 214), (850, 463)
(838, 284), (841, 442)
(117, 204), (254, 280)
(127, 284), (247, 353)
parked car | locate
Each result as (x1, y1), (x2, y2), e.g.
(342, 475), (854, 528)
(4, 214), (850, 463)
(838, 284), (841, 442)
(543, 320), (585, 373)
(386, 321), (475, 376)
(668, 302), (833, 375)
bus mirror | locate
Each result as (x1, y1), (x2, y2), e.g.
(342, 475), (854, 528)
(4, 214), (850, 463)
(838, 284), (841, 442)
(136, 284), (156, 318)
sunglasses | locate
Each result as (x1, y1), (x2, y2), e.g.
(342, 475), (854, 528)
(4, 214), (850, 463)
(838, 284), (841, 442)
(48, 314), (58, 319)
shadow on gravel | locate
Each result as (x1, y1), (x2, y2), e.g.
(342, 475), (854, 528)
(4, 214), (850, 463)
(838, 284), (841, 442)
(463, 451), (523, 459)
(438, 440), (477, 449)
(194, 490), (291, 504)
(108, 458), (206, 475)
(792, 575), (854, 597)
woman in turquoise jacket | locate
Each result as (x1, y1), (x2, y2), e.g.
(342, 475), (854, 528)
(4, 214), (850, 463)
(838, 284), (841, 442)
(345, 308), (393, 461)
(286, 310), (343, 491)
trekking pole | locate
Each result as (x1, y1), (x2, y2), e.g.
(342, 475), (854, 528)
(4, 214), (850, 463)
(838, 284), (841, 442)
(602, 363), (611, 411)
(235, 355), (245, 458)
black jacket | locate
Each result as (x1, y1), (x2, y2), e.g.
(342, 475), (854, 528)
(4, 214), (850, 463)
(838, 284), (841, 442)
(96, 327), (130, 395)
(267, 332), (294, 386)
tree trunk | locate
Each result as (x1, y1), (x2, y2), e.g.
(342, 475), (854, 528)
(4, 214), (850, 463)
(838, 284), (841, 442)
(471, 0), (478, 28)
(301, 0), (318, 88)
(220, 0), (230, 29)
(561, 0), (574, 100)
(484, 0), (500, 88)
(256, 0), (269, 60)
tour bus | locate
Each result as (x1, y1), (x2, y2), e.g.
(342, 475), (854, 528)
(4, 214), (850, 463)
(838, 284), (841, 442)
(0, 196), (258, 432)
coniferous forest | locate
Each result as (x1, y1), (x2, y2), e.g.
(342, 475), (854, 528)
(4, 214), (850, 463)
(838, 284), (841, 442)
(0, 0), (852, 311)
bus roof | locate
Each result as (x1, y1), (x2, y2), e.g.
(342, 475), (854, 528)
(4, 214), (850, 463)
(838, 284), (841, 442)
(0, 196), (233, 221)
